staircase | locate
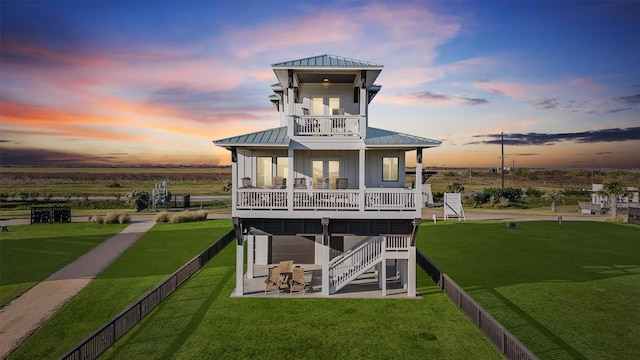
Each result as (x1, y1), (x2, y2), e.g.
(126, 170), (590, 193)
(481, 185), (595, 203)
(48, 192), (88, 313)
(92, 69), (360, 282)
(328, 236), (384, 294)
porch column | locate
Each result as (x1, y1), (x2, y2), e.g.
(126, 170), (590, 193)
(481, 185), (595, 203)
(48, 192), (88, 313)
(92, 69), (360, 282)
(359, 148), (366, 213)
(286, 86), (295, 138)
(381, 237), (387, 296)
(287, 147), (294, 212)
(408, 245), (416, 297)
(360, 70), (368, 137)
(416, 148), (424, 212)
(321, 218), (330, 296)
(231, 148), (237, 214)
(235, 236), (245, 296)
(246, 234), (254, 279)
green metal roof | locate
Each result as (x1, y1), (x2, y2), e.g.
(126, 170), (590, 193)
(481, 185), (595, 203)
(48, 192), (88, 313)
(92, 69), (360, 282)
(213, 126), (440, 148)
(272, 54), (383, 68)
(365, 127), (441, 147)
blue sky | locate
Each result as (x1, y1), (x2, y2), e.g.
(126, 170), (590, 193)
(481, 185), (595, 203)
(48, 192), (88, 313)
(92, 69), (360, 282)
(1, 1), (639, 168)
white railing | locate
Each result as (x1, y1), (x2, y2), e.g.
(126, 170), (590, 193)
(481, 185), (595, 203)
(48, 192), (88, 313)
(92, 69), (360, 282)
(293, 190), (359, 210)
(294, 115), (361, 137)
(365, 189), (415, 210)
(383, 235), (409, 251)
(329, 236), (384, 294)
(236, 189), (288, 210)
(236, 188), (418, 212)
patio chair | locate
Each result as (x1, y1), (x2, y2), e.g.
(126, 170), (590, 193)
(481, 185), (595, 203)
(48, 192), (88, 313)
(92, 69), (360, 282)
(294, 178), (307, 189)
(316, 178), (329, 189)
(241, 177), (253, 188)
(265, 267), (283, 295)
(336, 178), (348, 189)
(272, 177), (286, 189)
(278, 260), (294, 285)
(289, 266), (307, 294)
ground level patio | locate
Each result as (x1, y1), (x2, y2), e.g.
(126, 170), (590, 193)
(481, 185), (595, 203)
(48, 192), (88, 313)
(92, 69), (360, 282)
(231, 264), (421, 299)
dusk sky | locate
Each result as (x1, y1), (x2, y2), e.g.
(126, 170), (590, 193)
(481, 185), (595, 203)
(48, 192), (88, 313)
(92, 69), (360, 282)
(1, 1), (639, 169)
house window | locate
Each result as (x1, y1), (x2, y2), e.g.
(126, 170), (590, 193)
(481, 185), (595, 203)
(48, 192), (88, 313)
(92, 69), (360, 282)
(382, 156), (399, 182)
(313, 159), (341, 189)
(256, 157), (273, 188)
(276, 157), (288, 178)
(257, 156), (288, 188)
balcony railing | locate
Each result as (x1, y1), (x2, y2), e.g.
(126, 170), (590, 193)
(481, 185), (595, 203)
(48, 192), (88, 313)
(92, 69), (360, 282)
(294, 115), (361, 137)
(236, 188), (416, 212)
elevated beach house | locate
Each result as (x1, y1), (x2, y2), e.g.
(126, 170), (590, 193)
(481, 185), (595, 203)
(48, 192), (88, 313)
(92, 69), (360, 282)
(214, 55), (441, 297)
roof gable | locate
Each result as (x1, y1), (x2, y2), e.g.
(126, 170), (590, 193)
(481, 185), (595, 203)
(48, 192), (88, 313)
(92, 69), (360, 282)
(272, 54), (383, 68)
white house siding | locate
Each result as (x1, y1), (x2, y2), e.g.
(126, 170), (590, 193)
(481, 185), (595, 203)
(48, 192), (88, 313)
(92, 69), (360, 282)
(293, 149), (360, 187)
(365, 150), (406, 188)
(297, 83), (360, 116)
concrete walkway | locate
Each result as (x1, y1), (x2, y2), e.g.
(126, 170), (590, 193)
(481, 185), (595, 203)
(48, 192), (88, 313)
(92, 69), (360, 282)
(0, 218), (156, 359)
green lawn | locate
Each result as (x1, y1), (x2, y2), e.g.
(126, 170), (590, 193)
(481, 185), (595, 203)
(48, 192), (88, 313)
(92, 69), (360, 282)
(8, 219), (233, 360)
(0, 222), (128, 306)
(418, 221), (640, 360)
(99, 244), (501, 360)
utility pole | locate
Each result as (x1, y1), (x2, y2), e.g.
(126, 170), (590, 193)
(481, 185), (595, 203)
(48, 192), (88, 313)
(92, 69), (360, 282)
(512, 159), (516, 183)
(500, 132), (505, 188)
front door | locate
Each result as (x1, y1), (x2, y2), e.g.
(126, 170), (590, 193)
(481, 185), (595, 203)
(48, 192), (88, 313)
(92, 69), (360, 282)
(312, 159), (341, 189)
(312, 97), (341, 116)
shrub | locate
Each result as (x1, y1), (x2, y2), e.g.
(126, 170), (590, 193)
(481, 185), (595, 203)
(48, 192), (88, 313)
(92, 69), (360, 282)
(561, 188), (590, 197)
(524, 187), (543, 197)
(89, 215), (104, 224)
(446, 182), (465, 193)
(462, 191), (485, 207)
(125, 190), (150, 211)
(104, 213), (120, 224)
(117, 213), (131, 224)
(156, 210), (208, 223)
(155, 211), (171, 223)
(106, 182), (121, 188)
(483, 187), (522, 202)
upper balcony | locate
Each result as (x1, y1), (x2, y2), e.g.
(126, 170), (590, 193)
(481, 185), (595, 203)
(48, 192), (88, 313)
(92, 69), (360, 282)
(233, 187), (426, 220)
(293, 115), (363, 137)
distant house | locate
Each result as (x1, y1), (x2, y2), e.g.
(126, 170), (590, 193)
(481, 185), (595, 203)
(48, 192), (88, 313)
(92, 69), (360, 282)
(590, 184), (639, 207)
(214, 55), (440, 296)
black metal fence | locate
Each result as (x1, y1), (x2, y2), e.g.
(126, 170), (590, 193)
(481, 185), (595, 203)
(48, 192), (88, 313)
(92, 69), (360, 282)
(31, 207), (71, 224)
(416, 249), (538, 360)
(58, 229), (235, 360)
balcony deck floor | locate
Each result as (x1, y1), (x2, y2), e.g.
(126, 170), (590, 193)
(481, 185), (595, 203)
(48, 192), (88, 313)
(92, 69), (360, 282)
(231, 265), (421, 299)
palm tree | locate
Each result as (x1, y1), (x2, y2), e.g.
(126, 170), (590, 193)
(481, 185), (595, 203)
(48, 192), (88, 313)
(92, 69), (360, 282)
(545, 190), (564, 212)
(601, 179), (627, 218)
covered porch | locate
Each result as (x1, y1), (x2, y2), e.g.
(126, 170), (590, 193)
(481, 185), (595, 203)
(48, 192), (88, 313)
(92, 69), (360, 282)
(232, 264), (417, 299)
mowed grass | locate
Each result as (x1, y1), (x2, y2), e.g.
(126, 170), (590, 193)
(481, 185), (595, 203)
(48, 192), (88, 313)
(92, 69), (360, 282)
(0, 222), (128, 306)
(418, 221), (640, 360)
(99, 246), (501, 360)
(8, 219), (233, 360)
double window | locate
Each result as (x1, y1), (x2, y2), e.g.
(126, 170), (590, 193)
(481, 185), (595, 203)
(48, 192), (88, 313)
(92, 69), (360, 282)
(256, 156), (288, 188)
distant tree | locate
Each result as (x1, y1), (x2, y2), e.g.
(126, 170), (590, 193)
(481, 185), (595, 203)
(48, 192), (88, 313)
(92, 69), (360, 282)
(223, 182), (232, 192)
(446, 182), (465, 193)
(545, 190), (564, 212)
(601, 180), (627, 218)
(18, 191), (30, 202)
(125, 190), (150, 212)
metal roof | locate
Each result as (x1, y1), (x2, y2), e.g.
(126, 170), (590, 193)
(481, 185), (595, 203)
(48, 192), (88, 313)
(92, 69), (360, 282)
(213, 126), (440, 148)
(272, 54), (383, 68)
(213, 127), (289, 148)
(365, 127), (441, 147)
